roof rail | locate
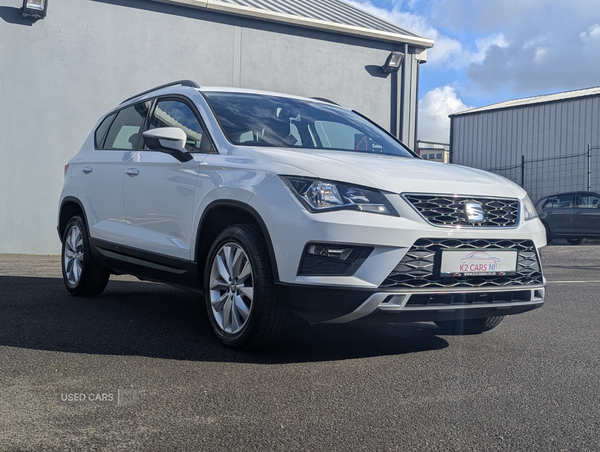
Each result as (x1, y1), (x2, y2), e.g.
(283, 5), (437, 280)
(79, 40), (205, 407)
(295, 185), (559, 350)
(120, 80), (200, 104)
(311, 97), (339, 105)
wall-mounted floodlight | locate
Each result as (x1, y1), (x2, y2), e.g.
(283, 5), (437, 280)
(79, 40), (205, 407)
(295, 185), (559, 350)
(21, 0), (48, 20)
(382, 51), (404, 73)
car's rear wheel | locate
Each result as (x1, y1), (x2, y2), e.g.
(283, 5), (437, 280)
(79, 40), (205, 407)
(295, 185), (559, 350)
(435, 316), (504, 335)
(204, 224), (290, 349)
(61, 215), (109, 296)
(567, 237), (585, 245)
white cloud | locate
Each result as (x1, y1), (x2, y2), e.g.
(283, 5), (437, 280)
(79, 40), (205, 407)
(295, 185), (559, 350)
(418, 86), (472, 142)
(471, 34), (509, 64)
(344, 1), (508, 69)
(580, 23), (600, 45)
(442, 0), (600, 93)
(533, 47), (549, 63)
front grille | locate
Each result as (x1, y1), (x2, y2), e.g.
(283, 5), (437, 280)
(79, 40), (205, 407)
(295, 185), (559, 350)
(380, 238), (543, 289)
(403, 194), (519, 227)
(405, 290), (532, 307)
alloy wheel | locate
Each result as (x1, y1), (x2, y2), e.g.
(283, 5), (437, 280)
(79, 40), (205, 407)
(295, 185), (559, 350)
(64, 224), (84, 287)
(209, 242), (254, 334)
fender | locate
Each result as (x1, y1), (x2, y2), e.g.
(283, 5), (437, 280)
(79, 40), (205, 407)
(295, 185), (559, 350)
(195, 199), (280, 282)
(58, 196), (89, 241)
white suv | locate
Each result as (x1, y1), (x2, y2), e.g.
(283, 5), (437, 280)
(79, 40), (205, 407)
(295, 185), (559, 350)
(58, 80), (546, 349)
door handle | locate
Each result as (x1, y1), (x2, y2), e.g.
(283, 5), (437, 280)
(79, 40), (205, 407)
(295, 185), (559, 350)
(125, 168), (140, 177)
(82, 166), (93, 174)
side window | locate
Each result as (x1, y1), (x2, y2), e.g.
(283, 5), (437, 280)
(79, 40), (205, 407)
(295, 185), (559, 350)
(148, 100), (204, 152)
(543, 197), (555, 209)
(95, 112), (117, 149)
(576, 194), (600, 208)
(103, 102), (150, 150)
(554, 194), (574, 208)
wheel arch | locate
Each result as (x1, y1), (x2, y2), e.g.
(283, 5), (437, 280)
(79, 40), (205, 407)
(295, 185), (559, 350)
(58, 197), (88, 242)
(195, 200), (279, 283)
(540, 219), (553, 240)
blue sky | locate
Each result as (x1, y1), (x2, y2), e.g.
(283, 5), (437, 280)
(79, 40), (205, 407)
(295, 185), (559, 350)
(345, 0), (600, 142)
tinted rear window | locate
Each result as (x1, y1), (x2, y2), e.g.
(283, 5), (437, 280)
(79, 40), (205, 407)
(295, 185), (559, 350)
(94, 112), (116, 149)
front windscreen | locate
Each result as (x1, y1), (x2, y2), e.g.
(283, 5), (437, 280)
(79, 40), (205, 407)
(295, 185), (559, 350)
(203, 92), (414, 158)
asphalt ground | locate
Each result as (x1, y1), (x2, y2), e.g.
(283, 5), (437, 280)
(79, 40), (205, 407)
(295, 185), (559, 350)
(1, 241), (599, 451)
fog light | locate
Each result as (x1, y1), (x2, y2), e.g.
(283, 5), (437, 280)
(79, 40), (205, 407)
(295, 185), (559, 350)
(299, 243), (372, 276)
(307, 245), (353, 261)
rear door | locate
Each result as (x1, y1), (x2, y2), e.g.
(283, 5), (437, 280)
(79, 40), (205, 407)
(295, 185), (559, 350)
(122, 97), (210, 261)
(573, 192), (600, 236)
(81, 102), (150, 245)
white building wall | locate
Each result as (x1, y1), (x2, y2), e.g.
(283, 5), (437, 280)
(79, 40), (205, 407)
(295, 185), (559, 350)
(0, 0), (422, 254)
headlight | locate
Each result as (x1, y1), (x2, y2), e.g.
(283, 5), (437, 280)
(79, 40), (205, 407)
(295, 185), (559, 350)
(281, 176), (398, 216)
(522, 195), (538, 221)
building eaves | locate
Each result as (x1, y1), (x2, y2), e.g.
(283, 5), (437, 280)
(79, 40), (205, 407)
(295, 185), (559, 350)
(450, 86), (600, 117)
(150, 0), (434, 47)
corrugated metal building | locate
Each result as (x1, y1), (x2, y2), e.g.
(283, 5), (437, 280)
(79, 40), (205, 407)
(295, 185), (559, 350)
(0, 0), (433, 254)
(450, 87), (600, 203)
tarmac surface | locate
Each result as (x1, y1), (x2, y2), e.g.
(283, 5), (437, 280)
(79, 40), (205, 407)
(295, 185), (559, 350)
(1, 240), (599, 451)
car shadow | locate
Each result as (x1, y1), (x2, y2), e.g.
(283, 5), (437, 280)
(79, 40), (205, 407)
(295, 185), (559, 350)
(0, 276), (448, 364)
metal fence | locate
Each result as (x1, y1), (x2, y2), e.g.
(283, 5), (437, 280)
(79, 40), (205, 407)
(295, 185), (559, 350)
(484, 145), (600, 203)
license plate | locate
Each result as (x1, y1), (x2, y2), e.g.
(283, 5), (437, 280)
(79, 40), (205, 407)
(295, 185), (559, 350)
(440, 250), (518, 276)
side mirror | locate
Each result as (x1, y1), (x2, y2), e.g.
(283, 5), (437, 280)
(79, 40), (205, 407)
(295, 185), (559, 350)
(142, 128), (193, 162)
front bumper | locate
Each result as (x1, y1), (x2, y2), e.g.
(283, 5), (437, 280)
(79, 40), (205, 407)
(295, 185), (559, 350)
(276, 283), (545, 324)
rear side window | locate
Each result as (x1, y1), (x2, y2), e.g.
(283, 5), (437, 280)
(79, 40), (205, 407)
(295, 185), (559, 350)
(94, 112), (116, 148)
(576, 193), (600, 208)
(102, 102), (150, 150)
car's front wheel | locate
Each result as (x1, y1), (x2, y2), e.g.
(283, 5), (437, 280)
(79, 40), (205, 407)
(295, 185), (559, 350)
(61, 215), (109, 296)
(543, 223), (553, 244)
(435, 316), (504, 335)
(204, 224), (289, 349)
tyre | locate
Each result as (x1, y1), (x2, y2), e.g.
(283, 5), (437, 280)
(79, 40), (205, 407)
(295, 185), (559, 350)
(435, 316), (504, 335)
(204, 224), (290, 349)
(567, 237), (585, 245)
(543, 223), (553, 244)
(61, 215), (109, 296)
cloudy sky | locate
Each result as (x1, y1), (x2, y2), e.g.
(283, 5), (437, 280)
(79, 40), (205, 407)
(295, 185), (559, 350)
(345, 0), (600, 143)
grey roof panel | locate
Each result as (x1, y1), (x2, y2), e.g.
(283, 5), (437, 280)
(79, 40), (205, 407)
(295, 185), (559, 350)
(451, 86), (600, 117)
(150, 0), (434, 46)
(219, 0), (421, 36)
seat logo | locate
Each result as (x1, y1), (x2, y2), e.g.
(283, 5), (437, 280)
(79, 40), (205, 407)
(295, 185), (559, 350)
(465, 202), (484, 222)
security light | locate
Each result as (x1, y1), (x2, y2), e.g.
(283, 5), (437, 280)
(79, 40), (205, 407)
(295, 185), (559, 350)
(382, 51), (404, 73)
(21, 0), (48, 20)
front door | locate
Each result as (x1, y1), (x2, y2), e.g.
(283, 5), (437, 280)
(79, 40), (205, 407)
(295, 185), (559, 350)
(542, 193), (575, 236)
(122, 98), (209, 261)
